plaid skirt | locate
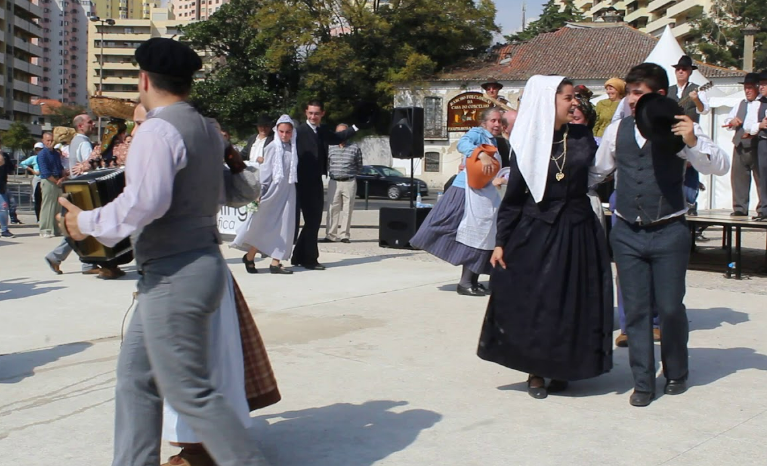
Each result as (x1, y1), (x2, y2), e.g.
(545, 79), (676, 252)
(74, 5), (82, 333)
(232, 278), (281, 411)
(410, 186), (493, 275)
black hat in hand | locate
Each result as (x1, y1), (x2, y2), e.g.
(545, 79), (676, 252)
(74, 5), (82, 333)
(353, 101), (379, 130)
(635, 93), (686, 154)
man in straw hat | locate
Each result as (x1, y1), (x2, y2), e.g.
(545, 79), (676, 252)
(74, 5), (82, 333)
(58, 38), (270, 465)
(590, 63), (729, 407)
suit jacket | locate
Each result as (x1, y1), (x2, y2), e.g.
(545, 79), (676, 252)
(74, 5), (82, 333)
(296, 122), (356, 184)
(240, 133), (274, 161)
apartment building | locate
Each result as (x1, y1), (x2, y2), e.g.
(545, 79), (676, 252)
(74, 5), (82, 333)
(90, 0), (158, 20)
(0, 0), (45, 133)
(171, 0), (228, 21)
(86, 7), (192, 100)
(563, 0), (711, 40)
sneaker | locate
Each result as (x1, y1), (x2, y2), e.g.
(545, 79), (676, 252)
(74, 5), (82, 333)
(1, 231), (15, 238)
(10, 219), (23, 225)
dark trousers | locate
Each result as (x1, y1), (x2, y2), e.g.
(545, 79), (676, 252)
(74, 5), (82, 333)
(610, 217), (690, 393)
(758, 139), (767, 216)
(731, 143), (760, 213)
(292, 179), (324, 266)
(34, 182), (42, 221)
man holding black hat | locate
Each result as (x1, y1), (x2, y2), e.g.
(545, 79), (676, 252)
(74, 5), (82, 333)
(745, 71), (767, 221)
(58, 38), (268, 465)
(724, 72), (763, 216)
(590, 63), (729, 407)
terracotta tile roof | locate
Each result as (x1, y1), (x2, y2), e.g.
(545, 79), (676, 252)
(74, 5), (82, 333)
(438, 24), (745, 81)
(31, 98), (63, 115)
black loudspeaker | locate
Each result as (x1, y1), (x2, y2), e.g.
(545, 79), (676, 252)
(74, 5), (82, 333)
(379, 207), (432, 249)
(389, 107), (424, 159)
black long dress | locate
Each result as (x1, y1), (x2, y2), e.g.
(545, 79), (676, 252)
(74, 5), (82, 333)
(477, 124), (613, 381)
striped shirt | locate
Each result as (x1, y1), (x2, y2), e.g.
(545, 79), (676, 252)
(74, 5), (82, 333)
(328, 143), (363, 180)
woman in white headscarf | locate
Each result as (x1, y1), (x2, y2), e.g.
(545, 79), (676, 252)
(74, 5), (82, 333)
(476, 75), (613, 400)
(232, 114), (298, 274)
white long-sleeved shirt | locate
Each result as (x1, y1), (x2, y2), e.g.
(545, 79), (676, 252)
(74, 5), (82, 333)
(590, 119), (730, 221)
(77, 106), (189, 247)
(674, 83), (710, 115)
(742, 97), (767, 137)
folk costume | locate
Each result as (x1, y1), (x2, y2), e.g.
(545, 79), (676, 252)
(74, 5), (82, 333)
(477, 76), (614, 393)
(591, 89), (729, 406)
(232, 115), (298, 262)
(410, 122), (502, 296)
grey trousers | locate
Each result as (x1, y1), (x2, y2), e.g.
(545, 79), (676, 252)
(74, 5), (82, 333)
(610, 217), (691, 393)
(46, 238), (97, 271)
(731, 143), (760, 213)
(758, 139), (767, 216)
(113, 247), (267, 466)
(325, 179), (356, 241)
(40, 179), (62, 235)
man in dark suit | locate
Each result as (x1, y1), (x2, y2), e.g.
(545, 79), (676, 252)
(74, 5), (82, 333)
(292, 100), (358, 270)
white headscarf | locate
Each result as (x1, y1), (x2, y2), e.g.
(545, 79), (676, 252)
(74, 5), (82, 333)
(510, 75), (565, 203)
(265, 114), (298, 185)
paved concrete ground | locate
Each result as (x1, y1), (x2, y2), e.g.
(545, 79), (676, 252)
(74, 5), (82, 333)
(2, 213), (767, 465)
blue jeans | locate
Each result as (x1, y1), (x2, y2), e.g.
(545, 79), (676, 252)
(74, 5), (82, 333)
(0, 192), (10, 233)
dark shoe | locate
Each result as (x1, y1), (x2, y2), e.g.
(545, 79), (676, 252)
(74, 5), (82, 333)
(163, 447), (215, 466)
(242, 254), (258, 274)
(1, 230), (15, 238)
(320, 238), (335, 243)
(731, 211), (748, 217)
(664, 378), (688, 396)
(475, 283), (489, 293)
(99, 267), (124, 280)
(340, 238), (351, 243)
(10, 219), (22, 225)
(82, 267), (101, 275)
(753, 214), (767, 222)
(270, 264), (293, 274)
(45, 257), (63, 275)
(629, 390), (655, 407)
(527, 375), (547, 399)
(653, 327), (661, 342)
(695, 232), (710, 242)
(615, 333), (628, 347)
(303, 263), (326, 270)
(456, 284), (485, 296)
(547, 379), (569, 393)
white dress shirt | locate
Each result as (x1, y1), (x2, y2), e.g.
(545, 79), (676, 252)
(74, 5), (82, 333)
(743, 97), (767, 137)
(590, 119), (730, 221)
(675, 82), (710, 115)
(77, 105), (188, 247)
(247, 136), (267, 169)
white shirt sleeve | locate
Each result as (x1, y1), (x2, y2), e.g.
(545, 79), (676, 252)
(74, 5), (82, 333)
(743, 100), (763, 136)
(77, 119), (188, 246)
(589, 120), (620, 186)
(678, 123), (730, 176)
(695, 89), (710, 115)
(723, 101), (740, 128)
(610, 97), (627, 123)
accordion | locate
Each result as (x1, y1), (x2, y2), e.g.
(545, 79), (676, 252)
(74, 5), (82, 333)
(61, 168), (133, 262)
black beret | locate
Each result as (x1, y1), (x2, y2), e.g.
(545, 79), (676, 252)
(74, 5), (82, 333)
(635, 93), (686, 154)
(135, 38), (202, 78)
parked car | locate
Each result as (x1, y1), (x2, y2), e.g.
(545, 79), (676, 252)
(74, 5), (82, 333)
(355, 165), (429, 200)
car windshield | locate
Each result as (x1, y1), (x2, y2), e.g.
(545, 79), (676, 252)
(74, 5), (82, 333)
(378, 167), (405, 177)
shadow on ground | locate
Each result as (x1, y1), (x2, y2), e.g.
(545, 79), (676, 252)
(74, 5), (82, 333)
(252, 400), (441, 466)
(0, 342), (93, 383)
(0, 278), (65, 301)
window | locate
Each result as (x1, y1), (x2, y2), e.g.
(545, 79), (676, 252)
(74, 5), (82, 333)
(424, 96), (445, 139)
(424, 152), (440, 173)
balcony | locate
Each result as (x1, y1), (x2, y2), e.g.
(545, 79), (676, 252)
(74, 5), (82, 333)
(14, 0), (45, 18)
(667, 0), (702, 18)
(644, 15), (675, 35)
(0, 8), (4, 19)
(647, 0), (675, 13)
(13, 17), (44, 38)
(624, 6), (649, 23)
(29, 83), (44, 96)
(29, 43), (44, 58)
(13, 81), (31, 93)
(29, 63), (44, 77)
(14, 102), (30, 113)
(672, 22), (694, 38)
(13, 58), (31, 73)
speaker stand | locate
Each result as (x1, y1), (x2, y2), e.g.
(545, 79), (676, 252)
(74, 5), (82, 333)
(409, 157), (415, 209)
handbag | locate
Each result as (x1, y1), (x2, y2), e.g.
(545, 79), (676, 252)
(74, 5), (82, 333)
(223, 166), (260, 208)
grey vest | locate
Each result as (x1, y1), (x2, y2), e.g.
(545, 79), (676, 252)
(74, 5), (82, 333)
(615, 117), (686, 225)
(669, 83), (700, 123)
(732, 99), (753, 148)
(133, 101), (224, 267)
(69, 133), (92, 170)
(759, 98), (767, 140)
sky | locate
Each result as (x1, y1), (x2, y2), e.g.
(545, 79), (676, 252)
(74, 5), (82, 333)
(493, 0), (543, 40)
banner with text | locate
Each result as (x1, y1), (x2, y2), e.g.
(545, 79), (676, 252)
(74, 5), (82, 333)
(217, 205), (249, 235)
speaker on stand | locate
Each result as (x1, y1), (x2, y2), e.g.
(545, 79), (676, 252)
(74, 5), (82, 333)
(380, 107), (430, 249)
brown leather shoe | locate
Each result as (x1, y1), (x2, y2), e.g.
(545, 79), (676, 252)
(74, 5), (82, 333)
(653, 328), (661, 342)
(99, 267), (124, 280)
(615, 333), (628, 347)
(163, 447), (216, 466)
(45, 257), (63, 275)
(82, 267), (101, 275)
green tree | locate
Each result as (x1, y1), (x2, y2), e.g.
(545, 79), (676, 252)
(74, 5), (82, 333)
(1, 121), (35, 157)
(506, 0), (584, 43)
(49, 104), (88, 127)
(685, 1), (767, 71)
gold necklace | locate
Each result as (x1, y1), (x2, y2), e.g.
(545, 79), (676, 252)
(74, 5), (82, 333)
(551, 127), (568, 181)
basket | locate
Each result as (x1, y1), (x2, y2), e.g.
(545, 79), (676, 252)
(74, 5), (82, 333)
(89, 96), (137, 120)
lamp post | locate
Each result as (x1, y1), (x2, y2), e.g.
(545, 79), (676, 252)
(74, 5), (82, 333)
(742, 24), (759, 72)
(90, 15), (116, 141)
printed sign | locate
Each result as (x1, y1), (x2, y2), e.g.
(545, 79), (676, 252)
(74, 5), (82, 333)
(217, 205), (249, 235)
(446, 92), (508, 132)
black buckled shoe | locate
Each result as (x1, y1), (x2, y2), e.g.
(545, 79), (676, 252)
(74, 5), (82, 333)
(527, 375), (548, 399)
(547, 379), (569, 393)
(731, 211), (748, 217)
(270, 264), (293, 274)
(242, 254), (258, 274)
(457, 285), (485, 297)
(629, 390), (655, 407)
(303, 263), (326, 270)
(664, 378), (688, 396)
(753, 214), (767, 222)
